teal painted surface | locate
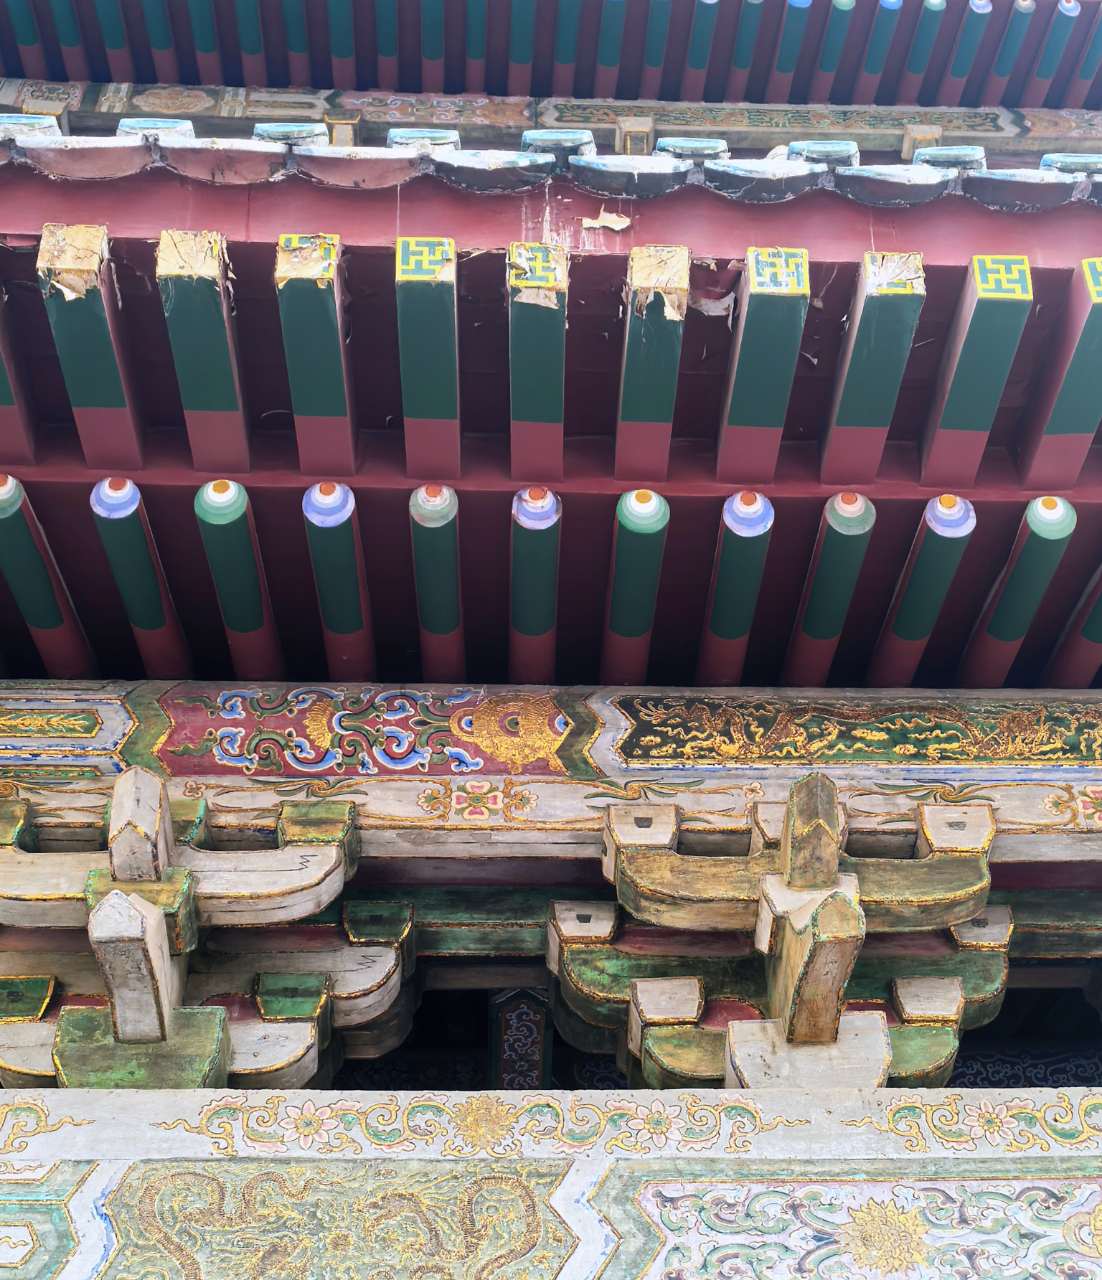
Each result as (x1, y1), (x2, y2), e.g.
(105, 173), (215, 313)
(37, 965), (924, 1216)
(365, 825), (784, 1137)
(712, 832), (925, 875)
(1042, 306), (1102, 435)
(375, 0), (398, 56)
(396, 280), (457, 421)
(411, 517), (461, 635)
(608, 524), (668, 638)
(643, 0), (672, 67)
(94, 511), (166, 631)
(186, 0), (218, 52)
(775, 3), (809, 74)
(141, 0), (173, 49)
(509, 293), (565, 424)
(160, 276), (239, 413)
(6, 0), (39, 44)
(596, 0), (626, 67)
(48, 0), (81, 46)
(732, 0), (764, 68)
(1079, 15), (1102, 79)
(950, 3), (989, 78)
(940, 298), (1030, 432)
(819, 0), (855, 72)
(196, 510), (265, 633)
(708, 525), (771, 640)
(43, 290), (127, 410)
(987, 530), (1072, 642)
(686, 0), (720, 70)
(278, 279), (348, 419)
(995, 2), (1033, 76)
(421, 0), (445, 60)
(1080, 577), (1102, 643)
(620, 298), (683, 425)
(834, 290), (923, 428)
(890, 527), (971, 640)
(511, 521), (560, 636)
(93, 0), (126, 48)
(906, 0), (944, 73)
(509, 0), (537, 64)
(466, 0), (487, 58)
(727, 293), (807, 427)
(0, 349), (14, 408)
(1037, 6), (1076, 79)
(306, 517), (364, 634)
(281, 0), (308, 52)
(328, 0), (355, 58)
(0, 506), (62, 629)
(863, 3), (900, 73)
(553, 0), (582, 62)
(801, 523), (873, 639)
(234, 0), (264, 54)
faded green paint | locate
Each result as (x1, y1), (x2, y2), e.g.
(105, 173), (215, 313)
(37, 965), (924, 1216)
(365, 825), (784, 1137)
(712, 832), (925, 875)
(619, 297), (684, 425)
(327, 0), (355, 58)
(995, 0), (1032, 75)
(85, 867), (197, 954)
(643, 0), (672, 68)
(278, 800), (354, 847)
(820, 0), (855, 72)
(305, 516), (364, 634)
(0, 351), (15, 408)
(374, 0), (398, 56)
(281, 0), (308, 52)
(278, 278), (348, 419)
(708, 522), (771, 640)
(410, 516), (461, 635)
(141, 0), (174, 50)
(54, 1005), (228, 1088)
(509, 0), (536, 64)
(596, 0), (625, 68)
(160, 275), (240, 413)
(42, 289), (128, 410)
(466, 0), (487, 58)
(940, 295), (1030, 432)
(800, 523), (874, 640)
(0, 974), (51, 1019)
(397, 280), (457, 422)
(93, 507), (167, 631)
(1040, 305), (1102, 435)
(186, 0), (218, 53)
(0, 503), (63, 629)
(195, 503), (266, 634)
(6, 0), (39, 45)
(990, 889), (1102, 958)
(849, 945), (1005, 1030)
(48, 0), (81, 46)
(255, 971), (328, 1019)
(775, 2), (809, 74)
(950, 1), (988, 77)
(342, 898), (414, 945)
(234, 0), (265, 55)
(1036, 4), (1075, 79)
(421, 0), (445, 60)
(890, 525), (971, 640)
(511, 520), (559, 637)
(608, 522), (668, 639)
(93, 0), (126, 48)
(727, 292), (807, 427)
(553, 0), (582, 62)
(509, 291), (565, 424)
(863, 2), (899, 74)
(887, 1024), (958, 1085)
(686, 0), (719, 70)
(834, 289), (923, 428)
(907, 0), (945, 73)
(731, 0), (764, 68)
(986, 529), (1073, 643)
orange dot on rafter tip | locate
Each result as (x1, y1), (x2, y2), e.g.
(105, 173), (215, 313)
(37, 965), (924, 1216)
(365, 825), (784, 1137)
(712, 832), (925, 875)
(318, 481), (338, 497)
(528, 485), (548, 502)
(1041, 495), (1059, 511)
(636, 490), (654, 504)
(738, 491), (758, 507)
(211, 479), (232, 495)
(839, 491), (860, 507)
(424, 483), (443, 499)
(107, 476), (128, 492)
(938, 494), (959, 510)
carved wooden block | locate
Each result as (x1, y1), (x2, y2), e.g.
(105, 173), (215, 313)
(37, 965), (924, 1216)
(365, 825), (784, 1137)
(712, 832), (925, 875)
(88, 890), (181, 1043)
(602, 803), (678, 881)
(916, 803), (996, 858)
(726, 1009), (892, 1089)
(950, 904), (1014, 950)
(891, 975), (965, 1026)
(108, 766), (173, 882)
(780, 774), (843, 889)
(546, 900), (617, 976)
(627, 976), (703, 1058)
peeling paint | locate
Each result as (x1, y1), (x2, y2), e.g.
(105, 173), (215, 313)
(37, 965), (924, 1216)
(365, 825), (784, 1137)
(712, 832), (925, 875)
(274, 232), (340, 289)
(867, 251), (926, 296)
(155, 229), (227, 281)
(581, 206), (632, 232)
(36, 222), (108, 301)
(628, 245), (690, 322)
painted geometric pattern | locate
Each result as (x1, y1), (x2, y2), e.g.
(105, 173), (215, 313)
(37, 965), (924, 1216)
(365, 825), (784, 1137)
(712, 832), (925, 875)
(1082, 256), (1102, 304)
(509, 241), (567, 291)
(276, 232), (338, 281)
(746, 246), (809, 295)
(395, 235), (455, 281)
(866, 250), (925, 295)
(973, 254), (1033, 300)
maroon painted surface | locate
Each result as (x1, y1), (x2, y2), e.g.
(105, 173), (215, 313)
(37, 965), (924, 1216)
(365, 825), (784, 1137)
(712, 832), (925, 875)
(184, 408), (251, 475)
(321, 621), (376, 681)
(405, 418), (461, 481)
(331, 53), (356, 90)
(782, 629), (840, 688)
(821, 424), (890, 486)
(509, 625), (556, 684)
(716, 425), (782, 483)
(420, 624), (466, 682)
(377, 52), (399, 88)
(295, 413), (357, 476)
(695, 628), (750, 686)
(241, 51), (268, 86)
(958, 630), (1020, 689)
(866, 630), (928, 689)
(1020, 432), (1095, 492)
(131, 620), (191, 680)
(922, 426), (989, 490)
(600, 627), (653, 685)
(71, 405), (143, 471)
(614, 420), (672, 482)
(510, 420), (564, 481)
(1046, 631), (1102, 688)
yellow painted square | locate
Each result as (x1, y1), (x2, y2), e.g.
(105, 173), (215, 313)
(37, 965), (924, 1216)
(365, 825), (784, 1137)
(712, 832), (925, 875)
(508, 242), (568, 291)
(396, 236), (456, 283)
(747, 246), (809, 296)
(972, 255), (1032, 301)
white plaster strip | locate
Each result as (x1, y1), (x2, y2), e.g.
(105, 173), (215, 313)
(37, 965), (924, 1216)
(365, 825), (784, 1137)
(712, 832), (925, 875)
(55, 1160), (125, 1280)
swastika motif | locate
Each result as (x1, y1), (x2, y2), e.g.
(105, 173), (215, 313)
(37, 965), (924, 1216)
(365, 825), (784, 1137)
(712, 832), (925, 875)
(275, 232), (339, 282)
(747, 246), (809, 295)
(973, 255), (1032, 301)
(396, 236), (456, 282)
(1082, 258), (1102, 304)
(509, 242), (568, 291)
(866, 251), (925, 296)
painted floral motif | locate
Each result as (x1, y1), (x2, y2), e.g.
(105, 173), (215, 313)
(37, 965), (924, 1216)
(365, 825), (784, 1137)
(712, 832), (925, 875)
(835, 1198), (929, 1274)
(1077, 786), (1102, 824)
(846, 1091), (1102, 1153)
(157, 1092), (803, 1159)
(454, 779), (504, 819)
(277, 1100), (339, 1151)
(0, 1100), (88, 1155)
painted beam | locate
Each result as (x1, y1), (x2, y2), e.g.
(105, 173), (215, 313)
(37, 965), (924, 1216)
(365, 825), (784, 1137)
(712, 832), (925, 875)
(194, 479), (284, 680)
(615, 245), (689, 483)
(141, 0), (180, 84)
(49, 0), (90, 80)
(1064, 2), (1102, 108)
(1021, 0), (1080, 109)
(509, 485), (561, 684)
(551, 0), (583, 95)
(420, 0), (445, 92)
(1047, 565), (1102, 688)
(600, 489), (669, 685)
(0, 474), (93, 676)
(508, 0), (537, 97)
(302, 481), (375, 681)
(866, 494), (975, 687)
(37, 223), (142, 471)
(718, 246), (809, 484)
(696, 490), (774, 685)
(897, 0), (946, 102)
(959, 495), (1076, 688)
(783, 491), (875, 686)
(93, 0), (136, 82)
(640, 0), (672, 98)
(594, 0), (626, 98)
(281, 0), (311, 86)
(821, 251), (925, 484)
(327, 0), (356, 89)
(375, 0), (398, 88)
(187, 0), (222, 83)
(466, 0), (487, 90)
(508, 242), (567, 482)
(1019, 258), (1102, 490)
(0, 286), (34, 464)
(808, 0), (856, 103)
(90, 478), (190, 679)
(395, 236), (460, 481)
(234, 0), (268, 87)
(979, 0), (1035, 105)
(766, 0), (812, 103)
(156, 229), (248, 474)
(4, 0), (48, 79)
(920, 254), (1032, 489)
(409, 482), (465, 681)
(852, 0), (903, 104)
(726, 0), (765, 100)
(276, 232), (355, 476)
(682, 0), (721, 100)
(937, 0), (991, 106)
